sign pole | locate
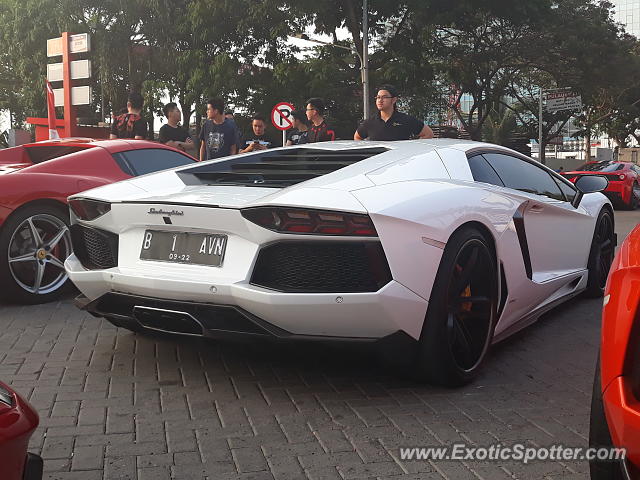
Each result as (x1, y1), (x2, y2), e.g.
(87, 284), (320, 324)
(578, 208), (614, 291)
(282, 130), (286, 147)
(538, 87), (544, 164)
(362, 0), (369, 120)
(61, 32), (77, 138)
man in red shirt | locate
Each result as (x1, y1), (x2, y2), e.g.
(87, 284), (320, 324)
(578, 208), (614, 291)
(305, 98), (335, 143)
(110, 92), (147, 140)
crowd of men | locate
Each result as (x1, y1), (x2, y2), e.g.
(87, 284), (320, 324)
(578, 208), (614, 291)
(110, 85), (435, 161)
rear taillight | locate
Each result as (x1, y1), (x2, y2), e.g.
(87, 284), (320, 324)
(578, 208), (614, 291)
(69, 198), (111, 221)
(241, 207), (378, 236)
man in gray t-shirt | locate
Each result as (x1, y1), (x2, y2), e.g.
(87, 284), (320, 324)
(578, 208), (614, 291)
(198, 98), (238, 161)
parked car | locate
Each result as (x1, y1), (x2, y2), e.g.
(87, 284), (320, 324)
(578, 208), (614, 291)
(561, 161), (640, 210)
(590, 223), (640, 480)
(66, 139), (613, 386)
(0, 381), (42, 480)
(0, 138), (196, 304)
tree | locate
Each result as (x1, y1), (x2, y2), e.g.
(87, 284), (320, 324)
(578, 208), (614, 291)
(0, 0), (62, 126)
(501, 68), (575, 163)
(539, 0), (640, 161)
(599, 97), (640, 147)
(481, 106), (518, 146)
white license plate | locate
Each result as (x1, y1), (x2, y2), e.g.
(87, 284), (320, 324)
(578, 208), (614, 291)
(140, 230), (227, 266)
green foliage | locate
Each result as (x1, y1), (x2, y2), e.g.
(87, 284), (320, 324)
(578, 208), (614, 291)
(0, 0), (639, 148)
(482, 108), (518, 146)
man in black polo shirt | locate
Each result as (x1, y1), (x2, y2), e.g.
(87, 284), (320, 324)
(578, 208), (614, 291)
(354, 85), (434, 141)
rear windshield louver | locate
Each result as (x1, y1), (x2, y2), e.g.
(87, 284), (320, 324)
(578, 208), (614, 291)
(178, 147), (388, 188)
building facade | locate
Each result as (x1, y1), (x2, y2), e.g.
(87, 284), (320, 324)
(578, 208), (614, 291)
(611, 0), (640, 37)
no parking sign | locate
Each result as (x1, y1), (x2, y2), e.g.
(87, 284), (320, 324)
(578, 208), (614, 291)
(271, 102), (294, 146)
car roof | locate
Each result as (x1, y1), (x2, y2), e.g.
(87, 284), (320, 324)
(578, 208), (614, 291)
(21, 138), (174, 154)
(281, 138), (499, 152)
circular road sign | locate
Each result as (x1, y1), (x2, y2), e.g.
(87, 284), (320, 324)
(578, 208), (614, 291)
(271, 102), (295, 131)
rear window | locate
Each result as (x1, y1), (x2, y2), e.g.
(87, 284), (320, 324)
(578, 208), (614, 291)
(576, 161), (624, 172)
(177, 147), (389, 188)
(112, 148), (196, 176)
(25, 146), (89, 163)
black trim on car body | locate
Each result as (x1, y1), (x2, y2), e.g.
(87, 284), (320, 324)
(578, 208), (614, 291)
(513, 202), (533, 280)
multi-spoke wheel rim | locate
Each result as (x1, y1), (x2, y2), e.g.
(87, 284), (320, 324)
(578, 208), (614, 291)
(632, 183), (640, 206)
(445, 239), (496, 373)
(7, 214), (71, 295)
(593, 214), (614, 289)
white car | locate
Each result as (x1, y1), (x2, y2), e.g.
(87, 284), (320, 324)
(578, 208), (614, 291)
(65, 140), (614, 386)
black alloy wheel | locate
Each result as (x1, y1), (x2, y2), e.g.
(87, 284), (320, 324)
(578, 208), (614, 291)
(585, 209), (615, 298)
(416, 226), (498, 387)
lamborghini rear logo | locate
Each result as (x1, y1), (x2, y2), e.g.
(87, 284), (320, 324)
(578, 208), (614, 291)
(148, 208), (184, 216)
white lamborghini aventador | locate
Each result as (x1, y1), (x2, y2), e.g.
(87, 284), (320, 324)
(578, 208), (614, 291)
(65, 139), (614, 386)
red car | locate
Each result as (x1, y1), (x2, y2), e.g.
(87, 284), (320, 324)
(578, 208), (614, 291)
(590, 223), (640, 479)
(562, 161), (640, 210)
(0, 138), (196, 304)
(0, 381), (42, 480)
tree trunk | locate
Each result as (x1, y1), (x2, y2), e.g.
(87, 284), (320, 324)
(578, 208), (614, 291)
(178, 90), (189, 127)
(344, 0), (364, 60)
(539, 139), (546, 164)
(584, 129), (591, 162)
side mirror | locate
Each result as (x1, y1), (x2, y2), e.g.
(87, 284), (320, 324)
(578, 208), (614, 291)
(572, 175), (609, 208)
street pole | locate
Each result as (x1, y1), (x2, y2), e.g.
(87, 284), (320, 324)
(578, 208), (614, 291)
(538, 87), (544, 164)
(62, 32), (77, 138)
(362, 0), (369, 120)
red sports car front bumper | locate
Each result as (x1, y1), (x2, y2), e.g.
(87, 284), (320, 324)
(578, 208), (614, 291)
(0, 382), (42, 480)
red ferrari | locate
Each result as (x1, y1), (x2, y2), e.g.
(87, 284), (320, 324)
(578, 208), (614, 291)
(0, 138), (195, 304)
(590, 223), (640, 479)
(0, 381), (42, 480)
(562, 161), (640, 210)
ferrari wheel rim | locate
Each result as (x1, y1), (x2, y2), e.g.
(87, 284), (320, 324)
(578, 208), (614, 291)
(7, 214), (71, 295)
(445, 239), (496, 373)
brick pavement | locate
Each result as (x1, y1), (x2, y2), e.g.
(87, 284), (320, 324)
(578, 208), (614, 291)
(0, 291), (601, 480)
(4, 210), (638, 480)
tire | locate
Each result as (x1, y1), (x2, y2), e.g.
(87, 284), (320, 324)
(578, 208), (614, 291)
(589, 361), (624, 480)
(584, 209), (615, 298)
(0, 203), (72, 304)
(414, 226), (498, 387)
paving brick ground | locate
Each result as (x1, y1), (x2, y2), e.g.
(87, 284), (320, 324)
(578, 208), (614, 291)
(1, 211), (638, 480)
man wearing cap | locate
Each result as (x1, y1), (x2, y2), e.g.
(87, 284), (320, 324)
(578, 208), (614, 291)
(354, 85), (434, 141)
